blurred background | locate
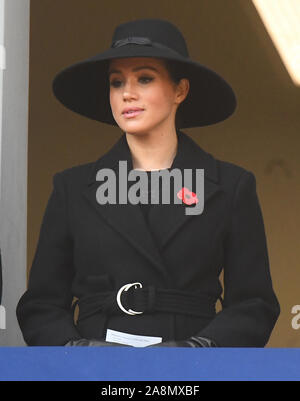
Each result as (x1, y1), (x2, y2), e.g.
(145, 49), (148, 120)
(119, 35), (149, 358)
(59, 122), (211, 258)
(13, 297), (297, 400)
(0, 0), (299, 346)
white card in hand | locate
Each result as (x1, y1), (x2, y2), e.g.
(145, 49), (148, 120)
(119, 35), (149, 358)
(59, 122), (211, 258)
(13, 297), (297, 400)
(106, 328), (162, 347)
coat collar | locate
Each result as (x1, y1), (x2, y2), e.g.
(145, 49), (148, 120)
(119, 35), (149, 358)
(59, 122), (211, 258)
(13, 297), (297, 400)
(86, 129), (219, 185)
(82, 129), (222, 285)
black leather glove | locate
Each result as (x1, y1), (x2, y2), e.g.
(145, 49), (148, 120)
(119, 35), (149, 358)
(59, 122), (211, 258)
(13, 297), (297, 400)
(150, 336), (217, 347)
(64, 338), (129, 346)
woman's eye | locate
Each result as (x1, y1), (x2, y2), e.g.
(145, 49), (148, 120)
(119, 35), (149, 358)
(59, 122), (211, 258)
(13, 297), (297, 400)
(110, 80), (122, 88)
(139, 76), (153, 84)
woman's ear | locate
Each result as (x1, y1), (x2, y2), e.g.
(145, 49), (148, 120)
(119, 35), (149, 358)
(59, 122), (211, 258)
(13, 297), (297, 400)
(176, 78), (190, 104)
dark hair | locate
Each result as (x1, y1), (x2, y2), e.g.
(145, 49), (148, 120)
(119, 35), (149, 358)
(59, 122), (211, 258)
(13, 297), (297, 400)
(163, 59), (189, 129)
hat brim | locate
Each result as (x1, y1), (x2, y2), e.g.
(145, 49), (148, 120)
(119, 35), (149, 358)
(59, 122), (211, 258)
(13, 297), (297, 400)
(52, 44), (237, 128)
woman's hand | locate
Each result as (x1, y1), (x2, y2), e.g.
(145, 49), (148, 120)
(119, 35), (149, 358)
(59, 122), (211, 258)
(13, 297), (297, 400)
(64, 338), (129, 346)
(150, 336), (217, 347)
(150, 340), (193, 347)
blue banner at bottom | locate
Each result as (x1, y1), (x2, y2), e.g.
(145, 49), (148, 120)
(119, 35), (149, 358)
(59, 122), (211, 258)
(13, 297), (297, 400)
(0, 347), (299, 381)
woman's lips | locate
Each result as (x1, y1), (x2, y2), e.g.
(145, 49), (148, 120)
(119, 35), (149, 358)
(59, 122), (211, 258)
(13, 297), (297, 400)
(122, 109), (144, 118)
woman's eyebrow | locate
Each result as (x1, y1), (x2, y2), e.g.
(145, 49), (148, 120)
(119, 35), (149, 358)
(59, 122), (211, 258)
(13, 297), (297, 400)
(108, 66), (159, 76)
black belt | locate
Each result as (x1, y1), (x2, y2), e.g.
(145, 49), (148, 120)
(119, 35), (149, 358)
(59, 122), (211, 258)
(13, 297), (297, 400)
(73, 282), (222, 321)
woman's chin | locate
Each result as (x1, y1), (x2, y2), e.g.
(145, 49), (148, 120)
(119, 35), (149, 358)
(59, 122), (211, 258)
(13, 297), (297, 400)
(119, 124), (152, 136)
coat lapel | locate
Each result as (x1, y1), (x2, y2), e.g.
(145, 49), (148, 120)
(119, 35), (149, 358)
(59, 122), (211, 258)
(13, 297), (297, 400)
(82, 130), (222, 283)
(82, 133), (171, 284)
(148, 131), (222, 249)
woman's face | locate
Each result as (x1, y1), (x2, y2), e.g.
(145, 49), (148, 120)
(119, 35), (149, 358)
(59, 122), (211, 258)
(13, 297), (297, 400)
(108, 57), (189, 136)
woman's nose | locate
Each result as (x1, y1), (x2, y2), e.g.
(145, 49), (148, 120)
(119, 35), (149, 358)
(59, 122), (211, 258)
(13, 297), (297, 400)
(122, 81), (138, 100)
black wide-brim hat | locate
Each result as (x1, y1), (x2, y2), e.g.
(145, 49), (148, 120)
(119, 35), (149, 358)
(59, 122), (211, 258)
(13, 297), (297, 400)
(52, 18), (237, 129)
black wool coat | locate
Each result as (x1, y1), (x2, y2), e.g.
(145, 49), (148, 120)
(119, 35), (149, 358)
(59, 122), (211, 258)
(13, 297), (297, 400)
(16, 130), (280, 346)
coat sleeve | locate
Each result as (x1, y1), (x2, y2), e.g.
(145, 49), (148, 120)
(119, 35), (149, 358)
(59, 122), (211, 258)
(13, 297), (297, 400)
(16, 172), (82, 345)
(197, 170), (280, 347)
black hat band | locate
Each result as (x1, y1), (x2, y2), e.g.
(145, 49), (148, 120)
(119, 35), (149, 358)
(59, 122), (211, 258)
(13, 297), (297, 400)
(111, 36), (183, 58)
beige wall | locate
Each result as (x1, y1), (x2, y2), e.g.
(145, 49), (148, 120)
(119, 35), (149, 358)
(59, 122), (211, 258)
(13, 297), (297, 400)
(28, 0), (300, 347)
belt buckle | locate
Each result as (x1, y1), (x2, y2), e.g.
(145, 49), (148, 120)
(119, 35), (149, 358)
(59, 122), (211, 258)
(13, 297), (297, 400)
(116, 282), (144, 315)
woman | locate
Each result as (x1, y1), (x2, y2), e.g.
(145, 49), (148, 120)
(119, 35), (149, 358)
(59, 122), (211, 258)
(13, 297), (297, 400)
(16, 18), (280, 347)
